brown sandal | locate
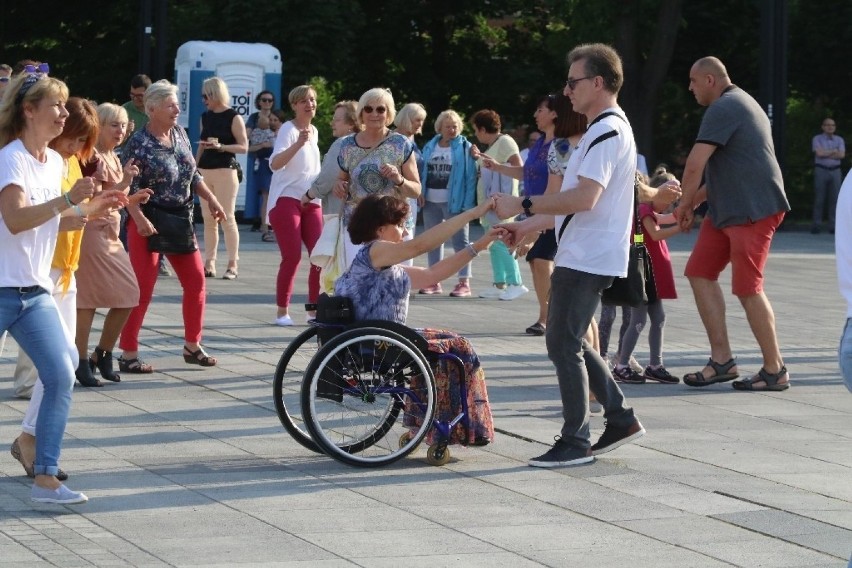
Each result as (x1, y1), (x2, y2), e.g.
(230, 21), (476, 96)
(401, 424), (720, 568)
(683, 357), (739, 387)
(183, 346), (217, 367)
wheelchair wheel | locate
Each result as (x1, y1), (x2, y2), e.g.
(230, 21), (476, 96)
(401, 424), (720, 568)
(273, 327), (323, 453)
(301, 328), (435, 467)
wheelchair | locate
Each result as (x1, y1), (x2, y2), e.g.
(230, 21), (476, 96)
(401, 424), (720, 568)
(272, 295), (472, 467)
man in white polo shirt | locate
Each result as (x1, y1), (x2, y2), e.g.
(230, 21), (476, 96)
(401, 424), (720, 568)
(495, 43), (647, 467)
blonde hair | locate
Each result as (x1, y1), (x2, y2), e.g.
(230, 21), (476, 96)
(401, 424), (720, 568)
(202, 76), (230, 107)
(434, 109), (463, 134)
(334, 100), (360, 132)
(288, 85), (316, 107)
(96, 102), (128, 127)
(144, 79), (178, 115)
(356, 88), (396, 126)
(394, 102), (427, 133)
(0, 74), (69, 148)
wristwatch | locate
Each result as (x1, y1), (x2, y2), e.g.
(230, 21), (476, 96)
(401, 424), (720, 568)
(522, 197), (534, 217)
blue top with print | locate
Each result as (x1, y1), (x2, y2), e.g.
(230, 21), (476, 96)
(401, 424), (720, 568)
(122, 126), (202, 206)
(334, 242), (410, 324)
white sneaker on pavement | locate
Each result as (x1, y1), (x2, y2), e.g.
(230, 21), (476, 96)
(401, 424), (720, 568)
(499, 284), (529, 301)
(478, 286), (506, 299)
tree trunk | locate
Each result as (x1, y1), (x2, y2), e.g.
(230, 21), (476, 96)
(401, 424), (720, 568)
(616, 0), (683, 170)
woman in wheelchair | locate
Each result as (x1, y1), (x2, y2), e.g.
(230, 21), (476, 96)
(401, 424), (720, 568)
(333, 194), (503, 446)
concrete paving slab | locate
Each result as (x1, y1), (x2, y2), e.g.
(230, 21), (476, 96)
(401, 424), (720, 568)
(1, 227), (851, 567)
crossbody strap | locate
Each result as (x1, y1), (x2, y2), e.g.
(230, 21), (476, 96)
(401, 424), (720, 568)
(558, 111), (627, 242)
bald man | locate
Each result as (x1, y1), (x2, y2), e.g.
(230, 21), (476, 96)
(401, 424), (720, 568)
(674, 56), (791, 392)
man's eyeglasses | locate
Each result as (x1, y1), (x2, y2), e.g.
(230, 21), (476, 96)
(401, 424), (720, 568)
(23, 63), (50, 75)
(129, 93), (144, 100)
(363, 105), (386, 114)
(259, 97), (274, 103)
(565, 76), (594, 90)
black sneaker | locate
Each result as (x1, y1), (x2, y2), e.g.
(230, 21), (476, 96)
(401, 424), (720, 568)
(528, 436), (594, 468)
(643, 365), (679, 384)
(613, 365), (645, 384)
(591, 420), (645, 456)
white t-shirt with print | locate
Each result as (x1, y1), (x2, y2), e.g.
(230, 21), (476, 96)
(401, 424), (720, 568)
(554, 108), (636, 277)
(268, 121), (321, 212)
(426, 145), (452, 203)
(0, 139), (63, 291)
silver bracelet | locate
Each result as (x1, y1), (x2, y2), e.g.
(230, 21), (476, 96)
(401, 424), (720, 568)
(466, 244), (479, 258)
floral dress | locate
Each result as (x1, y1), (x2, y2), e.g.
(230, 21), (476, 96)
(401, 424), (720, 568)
(334, 243), (494, 446)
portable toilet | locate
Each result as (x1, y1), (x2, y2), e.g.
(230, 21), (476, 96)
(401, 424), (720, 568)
(174, 41), (283, 219)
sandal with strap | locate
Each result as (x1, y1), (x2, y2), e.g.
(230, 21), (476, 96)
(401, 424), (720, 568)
(183, 346), (217, 367)
(10, 438), (68, 481)
(683, 357), (739, 387)
(118, 356), (154, 374)
(90, 347), (121, 382)
(732, 366), (790, 391)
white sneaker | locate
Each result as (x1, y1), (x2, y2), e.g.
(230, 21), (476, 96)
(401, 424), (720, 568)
(499, 284), (529, 301)
(275, 315), (294, 327)
(478, 286), (506, 299)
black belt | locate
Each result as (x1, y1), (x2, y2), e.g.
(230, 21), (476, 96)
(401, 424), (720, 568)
(815, 164), (841, 170)
(2, 286), (41, 294)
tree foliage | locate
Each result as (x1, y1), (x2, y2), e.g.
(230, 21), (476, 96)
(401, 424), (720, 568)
(1, 0), (849, 219)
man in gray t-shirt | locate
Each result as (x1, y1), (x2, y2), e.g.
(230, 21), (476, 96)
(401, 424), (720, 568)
(675, 56), (791, 393)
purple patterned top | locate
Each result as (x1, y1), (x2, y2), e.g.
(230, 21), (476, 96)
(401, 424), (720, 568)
(334, 242), (411, 324)
(122, 126), (202, 206)
(522, 136), (553, 197)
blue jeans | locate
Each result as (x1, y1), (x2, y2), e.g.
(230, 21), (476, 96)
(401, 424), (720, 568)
(0, 287), (75, 476)
(840, 318), (852, 394)
(421, 201), (471, 279)
(547, 268), (635, 449)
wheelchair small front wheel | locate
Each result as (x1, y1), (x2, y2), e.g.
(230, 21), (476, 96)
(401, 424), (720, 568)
(302, 328), (435, 467)
(426, 444), (451, 466)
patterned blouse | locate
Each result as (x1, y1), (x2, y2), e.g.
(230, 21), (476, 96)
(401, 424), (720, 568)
(337, 132), (414, 222)
(334, 242), (411, 324)
(122, 126), (201, 207)
(547, 138), (576, 176)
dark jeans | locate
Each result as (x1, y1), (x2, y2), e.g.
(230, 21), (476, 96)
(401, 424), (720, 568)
(547, 267), (636, 449)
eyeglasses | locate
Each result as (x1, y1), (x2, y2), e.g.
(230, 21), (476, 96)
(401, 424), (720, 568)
(23, 63), (50, 75)
(259, 97), (274, 103)
(0, 77), (9, 83)
(363, 105), (387, 114)
(129, 92), (144, 100)
(565, 76), (594, 90)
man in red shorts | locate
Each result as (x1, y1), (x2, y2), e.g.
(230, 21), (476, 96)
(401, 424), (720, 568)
(675, 56), (791, 392)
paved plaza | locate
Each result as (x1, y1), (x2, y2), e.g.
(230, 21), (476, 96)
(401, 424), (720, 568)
(1, 225), (851, 567)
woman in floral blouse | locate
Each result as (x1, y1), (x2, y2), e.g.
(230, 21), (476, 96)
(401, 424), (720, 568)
(119, 80), (225, 372)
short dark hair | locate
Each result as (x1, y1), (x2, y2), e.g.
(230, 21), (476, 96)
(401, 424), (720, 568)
(254, 90), (274, 110)
(470, 109), (501, 134)
(130, 74), (152, 90)
(567, 43), (624, 94)
(347, 195), (410, 244)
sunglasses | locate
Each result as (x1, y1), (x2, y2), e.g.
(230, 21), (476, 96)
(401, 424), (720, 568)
(0, 77), (9, 83)
(564, 76), (594, 90)
(23, 63), (50, 75)
(259, 97), (274, 103)
(363, 105), (387, 114)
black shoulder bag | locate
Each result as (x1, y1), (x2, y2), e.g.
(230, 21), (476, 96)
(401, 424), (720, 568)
(601, 184), (654, 307)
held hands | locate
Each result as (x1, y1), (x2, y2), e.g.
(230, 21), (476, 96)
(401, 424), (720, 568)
(673, 201), (694, 232)
(480, 155), (498, 170)
(493, 193), (522, 220)
(653, 180), (682, 210)
(83, 189), (130, 218)
(472, 195), (497, 218)
(493, 221), (527, 248)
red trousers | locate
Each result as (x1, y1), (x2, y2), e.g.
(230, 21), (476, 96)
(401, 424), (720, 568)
(119, 217), (206, 351)
(268, 196), (322, 309)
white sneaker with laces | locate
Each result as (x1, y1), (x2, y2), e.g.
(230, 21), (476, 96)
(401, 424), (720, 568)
(478, 286), (506, 299)
(499, 284), (529, 301)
